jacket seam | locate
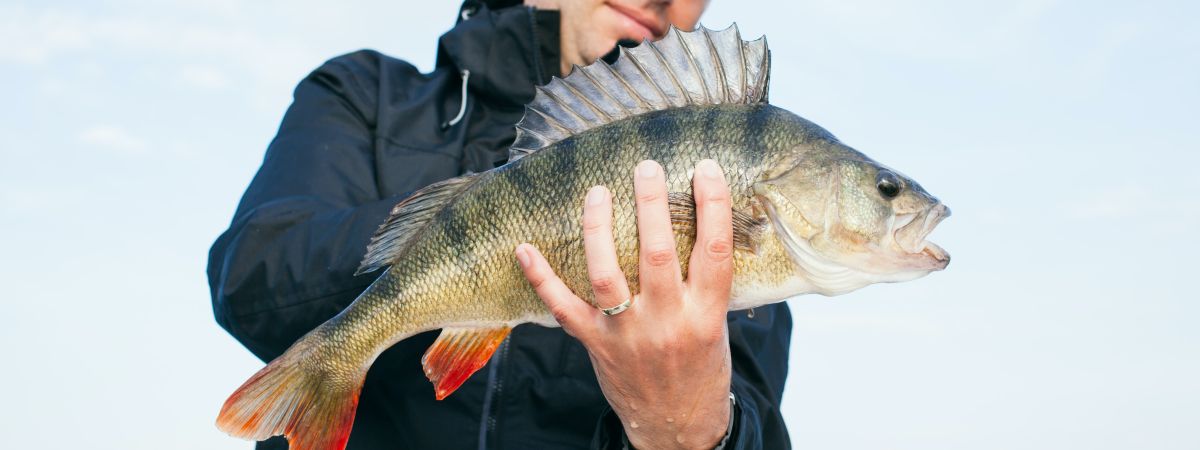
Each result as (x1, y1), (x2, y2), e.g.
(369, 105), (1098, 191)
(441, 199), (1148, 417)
(306, 62), (373, 132)
(228, 280), (375, 320)
(525, 6), (546, 86)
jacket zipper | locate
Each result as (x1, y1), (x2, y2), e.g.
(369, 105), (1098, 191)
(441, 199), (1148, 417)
(477, 338), (510, 450)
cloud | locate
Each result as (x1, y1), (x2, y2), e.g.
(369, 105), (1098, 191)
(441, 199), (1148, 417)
(794, 312), (942, 336)
(179, 65), (230, 89)
(1067, 183), (1151, 220)
(798, 0), (1062, 63)
(0, 6), (90, 64)
(0, 3), (309, 106)
(1062, 182), (1200, 235)
(79, 125), (148, 155)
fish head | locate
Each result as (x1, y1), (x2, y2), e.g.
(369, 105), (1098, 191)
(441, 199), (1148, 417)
(753, 144), (950, 296)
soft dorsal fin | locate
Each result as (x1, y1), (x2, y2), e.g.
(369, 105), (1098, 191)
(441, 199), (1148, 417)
(355, 174), (480, 275)
(508, 23), (770, 162)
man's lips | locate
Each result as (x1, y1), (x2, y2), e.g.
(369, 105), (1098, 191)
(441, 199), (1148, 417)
(607, 2), (667, 40)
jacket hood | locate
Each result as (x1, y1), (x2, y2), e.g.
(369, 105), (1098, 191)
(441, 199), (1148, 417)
(437, 1), (561, 107)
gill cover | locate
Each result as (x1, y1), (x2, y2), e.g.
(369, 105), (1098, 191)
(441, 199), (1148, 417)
(754, 149), (950, 295)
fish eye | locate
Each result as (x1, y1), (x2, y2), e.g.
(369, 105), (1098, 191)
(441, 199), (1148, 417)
(876, 171), (901, 199)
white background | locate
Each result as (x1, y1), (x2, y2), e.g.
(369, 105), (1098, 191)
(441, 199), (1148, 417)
(1, 0), (1197, 448)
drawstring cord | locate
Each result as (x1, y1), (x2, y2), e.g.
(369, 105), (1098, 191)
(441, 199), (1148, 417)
(442, 69), (470, 130)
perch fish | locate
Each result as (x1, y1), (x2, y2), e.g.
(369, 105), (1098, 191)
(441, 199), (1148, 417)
(216, 24), (951, 450)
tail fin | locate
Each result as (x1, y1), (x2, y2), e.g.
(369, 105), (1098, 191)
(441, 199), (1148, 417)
(216, 334), (365, 450)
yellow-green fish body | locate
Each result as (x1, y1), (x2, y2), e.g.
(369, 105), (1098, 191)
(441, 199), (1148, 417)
(217, 25), (950, 450)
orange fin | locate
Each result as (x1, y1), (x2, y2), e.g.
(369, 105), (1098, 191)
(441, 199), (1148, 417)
(422, 326), (512, 400)
(216, 331), (365, 450)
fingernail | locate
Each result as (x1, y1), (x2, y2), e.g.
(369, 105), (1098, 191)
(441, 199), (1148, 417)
(697, 159), (722, 179)
(515, 245), (530, 268)
(637, 160), (658, 178)
(586, 186), (605, 206)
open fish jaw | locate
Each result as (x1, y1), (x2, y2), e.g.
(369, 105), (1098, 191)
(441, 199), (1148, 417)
(893, 203), (950, 264)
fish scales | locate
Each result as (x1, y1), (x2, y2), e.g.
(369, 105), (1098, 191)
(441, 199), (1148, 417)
(291, 104), (828, 395)
(323, 105), (796, 357)
(216, 25), (951, 450)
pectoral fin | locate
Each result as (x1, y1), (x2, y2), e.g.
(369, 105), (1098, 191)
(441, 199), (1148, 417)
(667, 192), (766, 253)
(421, 326), (512, 400)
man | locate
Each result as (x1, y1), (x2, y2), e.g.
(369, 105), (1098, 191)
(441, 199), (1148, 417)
(207, 0), (792, 448)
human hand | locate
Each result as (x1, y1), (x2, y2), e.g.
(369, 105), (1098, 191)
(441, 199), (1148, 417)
(515, 159), (734, 450)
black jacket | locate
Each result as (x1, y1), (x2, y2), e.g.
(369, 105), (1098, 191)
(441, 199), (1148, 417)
(207, 1), (793, 448)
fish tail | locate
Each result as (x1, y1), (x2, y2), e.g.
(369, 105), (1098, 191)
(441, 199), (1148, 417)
(216, 329), (365, 450)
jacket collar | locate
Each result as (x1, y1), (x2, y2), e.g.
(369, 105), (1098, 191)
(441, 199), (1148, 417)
(436, 2), (561, 108)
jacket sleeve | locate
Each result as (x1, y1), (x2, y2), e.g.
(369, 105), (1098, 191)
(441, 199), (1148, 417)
(591, 304), (795, 449)
(207, 51), (404, 362)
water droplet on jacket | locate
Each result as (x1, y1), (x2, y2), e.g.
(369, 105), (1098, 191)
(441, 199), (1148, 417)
(748, 308), (756, 318)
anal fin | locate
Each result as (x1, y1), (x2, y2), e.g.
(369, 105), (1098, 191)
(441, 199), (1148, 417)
(422, 326), (512, 400)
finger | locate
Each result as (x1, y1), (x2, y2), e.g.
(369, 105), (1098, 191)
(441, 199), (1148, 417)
(581, 186), (634, 314)
(687, 159), (734, 310)
(516, 243), (598, 340)
(633, 160), (683, 303)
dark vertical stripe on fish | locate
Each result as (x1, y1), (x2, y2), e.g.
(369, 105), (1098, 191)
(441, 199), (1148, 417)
(748, 106), (770, 156)
(442, 203), (472, 263)
(554, 137), (578, 181)
(645, 112), (680, 165)
(703, 104), (720, 159)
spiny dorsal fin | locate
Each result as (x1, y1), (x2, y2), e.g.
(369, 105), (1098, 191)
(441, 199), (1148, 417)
(355, 174), (481, 275)
(508, 23), (770, 162)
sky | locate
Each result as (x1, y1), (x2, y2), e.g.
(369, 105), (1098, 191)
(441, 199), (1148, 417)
(1, 0), (1197, 449)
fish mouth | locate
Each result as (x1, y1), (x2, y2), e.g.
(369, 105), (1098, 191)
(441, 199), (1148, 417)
(891, 203), (951, 269)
